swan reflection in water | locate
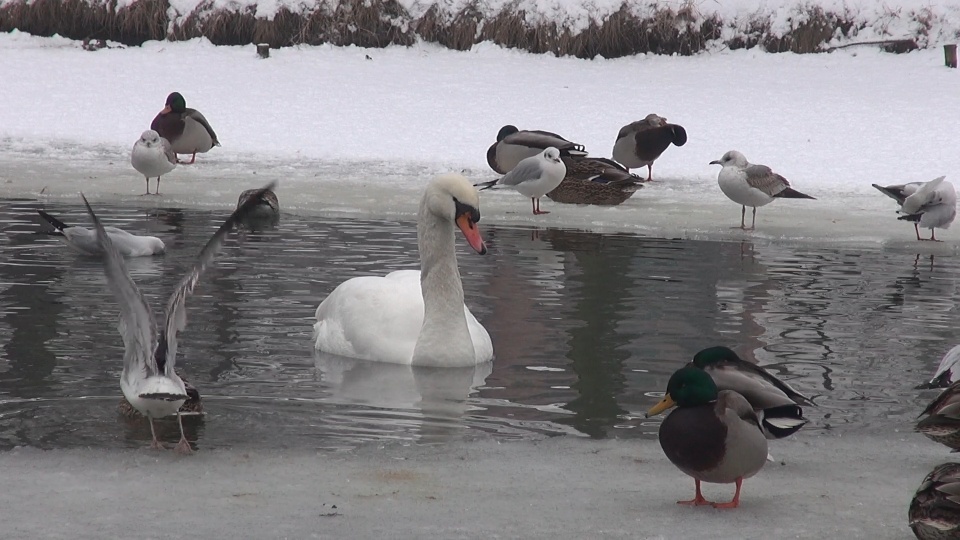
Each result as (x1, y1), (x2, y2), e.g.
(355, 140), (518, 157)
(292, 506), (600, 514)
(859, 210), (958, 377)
(314, 350), (493, 442)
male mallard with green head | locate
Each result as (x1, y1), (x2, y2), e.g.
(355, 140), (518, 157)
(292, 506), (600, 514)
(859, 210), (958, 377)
(646, 366), (768, 508)
(150, 92), (220, 165)
(691, 346), (813, 439)
(909, 462), (960, 540)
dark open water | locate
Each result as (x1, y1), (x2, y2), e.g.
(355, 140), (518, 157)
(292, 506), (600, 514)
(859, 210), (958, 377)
(0, 199), (957, 450)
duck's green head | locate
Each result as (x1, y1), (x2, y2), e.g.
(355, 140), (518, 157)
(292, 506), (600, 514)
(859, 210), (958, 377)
(163, 92), (187, 113)
(646, 366), (719, 417)
(692, 346), (741, 368)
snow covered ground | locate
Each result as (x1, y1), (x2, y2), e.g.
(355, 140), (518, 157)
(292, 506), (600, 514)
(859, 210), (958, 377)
(1, 31), (958, 538)
(0, 432), (948, 539)
(2, 32), (959, 248)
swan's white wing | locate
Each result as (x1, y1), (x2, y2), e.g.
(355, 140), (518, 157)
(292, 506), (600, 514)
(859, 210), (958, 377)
(465, 308), (494, 363)
(81, 195), (158, 379)
(314, 270), (425, 364)
(158, 182), (276, 372)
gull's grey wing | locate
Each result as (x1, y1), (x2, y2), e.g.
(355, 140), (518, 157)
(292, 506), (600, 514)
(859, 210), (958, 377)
(498, 157), (544, 187)
(81, 195), (158, 378)
(161, 137), (178, 165)
(157, 182), (277, 371)
(184, 108), (219, 146)
(744, 164), (789, 196)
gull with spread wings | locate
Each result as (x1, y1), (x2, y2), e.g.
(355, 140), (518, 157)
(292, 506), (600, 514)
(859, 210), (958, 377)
(82, 182), (276, 453)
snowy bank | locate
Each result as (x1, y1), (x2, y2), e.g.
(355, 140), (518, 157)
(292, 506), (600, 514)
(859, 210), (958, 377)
(2, 33), (959, 247)
(0, 433), (948, 539)
(1, 0), (959, 56)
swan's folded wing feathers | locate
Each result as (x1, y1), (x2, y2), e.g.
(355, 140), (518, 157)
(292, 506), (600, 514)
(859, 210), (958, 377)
(81, 195), (158, 376)
(160, 182), (276, 371)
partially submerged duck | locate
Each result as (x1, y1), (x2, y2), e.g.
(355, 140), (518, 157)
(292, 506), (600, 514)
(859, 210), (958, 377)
(237, 187), (280, 229)
(909, 462), (960, 540)
(546, 156), (643, 206)
(646, 366), (768, 508)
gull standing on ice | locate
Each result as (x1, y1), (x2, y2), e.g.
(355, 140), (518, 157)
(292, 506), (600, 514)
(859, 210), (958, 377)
(131, 129), (177, 195)
(612, 113), (687, 181)
(151, 92), (220, 165)
(82, 183), (275, 453)
(476, 147), (566, 215)
(37, 209), (164, 257)
(486, 125), (586, 174)
(872, 176), (956, 241)
(710, 150), (815, 230)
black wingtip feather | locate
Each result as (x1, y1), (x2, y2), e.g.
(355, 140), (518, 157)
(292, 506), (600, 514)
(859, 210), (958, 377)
(37, 209), (69, 231)
(474, 179), (498, 191)
(761, 404), (808, 439)
(774, 187), (816, 200)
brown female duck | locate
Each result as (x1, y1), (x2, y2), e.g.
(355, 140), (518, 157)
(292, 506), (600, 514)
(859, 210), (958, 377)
(546, 156), (643, 206)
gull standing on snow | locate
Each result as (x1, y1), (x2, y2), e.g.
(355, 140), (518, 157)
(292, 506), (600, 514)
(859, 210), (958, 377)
(151, 92), (220, 165)
(486, 125), (587, 174)
(710, 150), (815, 230)
(476, 147), (566, 215)
(131, 129), (177, 195)
(82, 183), (275, 453)
(872, 176), (956, 241)
(37, 209), (164, 257)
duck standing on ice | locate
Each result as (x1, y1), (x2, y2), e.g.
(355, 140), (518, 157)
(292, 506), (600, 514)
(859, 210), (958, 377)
(151, 92), (220, 164)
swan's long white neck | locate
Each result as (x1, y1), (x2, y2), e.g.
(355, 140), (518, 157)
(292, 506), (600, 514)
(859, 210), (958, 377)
(411, 193), (476, 366)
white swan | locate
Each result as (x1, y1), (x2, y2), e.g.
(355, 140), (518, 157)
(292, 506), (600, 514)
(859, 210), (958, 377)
(313, 173), (494, 367)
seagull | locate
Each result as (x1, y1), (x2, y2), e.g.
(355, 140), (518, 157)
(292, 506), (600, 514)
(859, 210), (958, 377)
(612, 114), (687, 181)
(81, 183), (275, 453)
(476, 147), (566, 215)
(710, 150), (815, 230)
(37, 209), (165, 257)
(150, 92), (220, 165)
(486, 125), (586, 174)
(131, 129), (177, 195)
(872, 176), (956, 241)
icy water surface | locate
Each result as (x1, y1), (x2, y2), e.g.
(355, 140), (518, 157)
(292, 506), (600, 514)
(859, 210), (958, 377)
(0, 199), (958, 450)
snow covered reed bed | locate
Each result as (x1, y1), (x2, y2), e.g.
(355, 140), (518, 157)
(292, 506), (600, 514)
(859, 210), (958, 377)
(1, 0), (958, 57)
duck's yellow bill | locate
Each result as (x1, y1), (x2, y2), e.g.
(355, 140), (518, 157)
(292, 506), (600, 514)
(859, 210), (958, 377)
(646, 395), (677, 417)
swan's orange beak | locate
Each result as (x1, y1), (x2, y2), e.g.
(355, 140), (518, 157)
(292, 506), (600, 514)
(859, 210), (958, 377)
(456, 214), (487, 255)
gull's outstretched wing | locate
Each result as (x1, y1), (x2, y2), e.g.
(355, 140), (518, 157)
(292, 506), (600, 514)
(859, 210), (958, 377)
(157, 182), (278, 372)
(81, 194), (158, 378)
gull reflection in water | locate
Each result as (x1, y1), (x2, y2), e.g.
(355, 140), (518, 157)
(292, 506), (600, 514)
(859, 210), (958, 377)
(314, 351), (493, 443)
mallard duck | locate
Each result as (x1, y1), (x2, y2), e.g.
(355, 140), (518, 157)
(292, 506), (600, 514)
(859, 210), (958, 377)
(150, 92), (220, 164)
(646, 366), (768, 508)
(82, 182), (275, 453)
(919, 345), (960, 389)
(118, 373), (203, 419)
(486, 125), (586, 174)
(710, 150), (816, 230)
(476, 148), (566, 215)
(909, 462), (960, 540)
(611, 114), (687, 181)
(37, 209), (165, 257)
(546, 156), (643, 206)
(131, 129), (177, 195)
(237, 187), (280, 228)
(873, 176), (956, 241)
(691, 346), (813, 439)
(917, 382), (960, 451)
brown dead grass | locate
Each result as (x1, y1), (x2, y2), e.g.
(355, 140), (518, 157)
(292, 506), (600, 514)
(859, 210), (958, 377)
(0, 0), (927, 55)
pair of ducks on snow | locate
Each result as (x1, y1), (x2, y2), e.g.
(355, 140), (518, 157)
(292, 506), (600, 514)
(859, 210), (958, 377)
(79, 168), (812, 511)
